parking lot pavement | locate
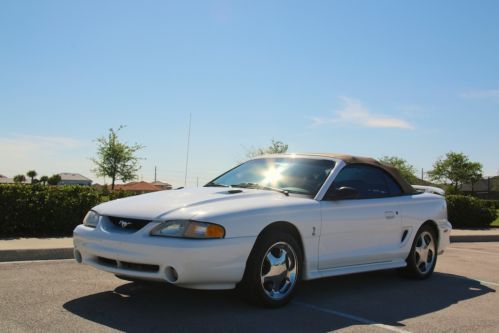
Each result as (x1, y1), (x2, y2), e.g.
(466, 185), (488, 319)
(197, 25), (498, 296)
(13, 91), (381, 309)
(0, 243), (498, 333)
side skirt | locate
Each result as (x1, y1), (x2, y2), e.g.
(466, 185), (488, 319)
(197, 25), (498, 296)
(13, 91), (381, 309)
(304, 259), (407, 281)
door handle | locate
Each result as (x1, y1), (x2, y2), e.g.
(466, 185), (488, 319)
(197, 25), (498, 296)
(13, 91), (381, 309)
(385, 211), (396, 219)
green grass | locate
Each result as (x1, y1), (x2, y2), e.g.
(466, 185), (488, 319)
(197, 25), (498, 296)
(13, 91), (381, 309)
(492, 210), (499, 227)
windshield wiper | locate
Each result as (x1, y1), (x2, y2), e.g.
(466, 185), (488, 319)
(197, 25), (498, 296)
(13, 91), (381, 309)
(204, 182), (229, 188)
(230, 183), (289, 196)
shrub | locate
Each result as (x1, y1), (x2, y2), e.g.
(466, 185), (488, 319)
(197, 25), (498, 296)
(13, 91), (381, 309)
(484, 200), (499, 210)
(0, 185), (135, 238)
(446, 195), (497, 228)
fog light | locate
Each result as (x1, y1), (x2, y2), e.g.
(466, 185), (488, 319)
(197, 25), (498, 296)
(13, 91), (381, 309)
(165, 266), (178, 283)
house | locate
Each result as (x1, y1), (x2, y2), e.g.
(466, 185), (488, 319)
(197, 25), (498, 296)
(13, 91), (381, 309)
(58, 173), (93, 186)
(112, 181), (164, 194)
(151, 181), (172, 190)
(0, 175), (15, 184)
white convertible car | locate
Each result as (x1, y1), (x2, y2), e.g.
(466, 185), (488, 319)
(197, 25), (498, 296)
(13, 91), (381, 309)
(74, 153), (451, 307)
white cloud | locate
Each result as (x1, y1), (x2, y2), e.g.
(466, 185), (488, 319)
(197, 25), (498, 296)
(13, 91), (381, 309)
(0, 135), (93, 178)
(461, 90), (499, 99)
(312, 97), (413, 129)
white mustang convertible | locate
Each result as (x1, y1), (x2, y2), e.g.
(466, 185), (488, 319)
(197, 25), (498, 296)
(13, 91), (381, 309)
(74, 153), (451, 307)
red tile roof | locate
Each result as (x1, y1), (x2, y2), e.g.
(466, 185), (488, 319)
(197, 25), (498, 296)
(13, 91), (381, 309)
(112, 181), (162, 192)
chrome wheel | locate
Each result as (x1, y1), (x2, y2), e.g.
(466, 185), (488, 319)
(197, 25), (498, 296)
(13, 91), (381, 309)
(414, 231), (435, 274)
(260, 241), (298, 300)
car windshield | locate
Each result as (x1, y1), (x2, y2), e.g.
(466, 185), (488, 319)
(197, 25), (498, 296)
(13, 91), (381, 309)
(206, 157), (335, 196)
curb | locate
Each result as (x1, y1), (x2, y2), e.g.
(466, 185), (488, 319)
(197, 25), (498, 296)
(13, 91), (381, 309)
(0, 248), (74, 263)
(450, 235), (499, 243)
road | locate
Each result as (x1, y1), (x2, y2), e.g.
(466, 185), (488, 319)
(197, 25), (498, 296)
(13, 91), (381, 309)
(1, 242), (498, 333)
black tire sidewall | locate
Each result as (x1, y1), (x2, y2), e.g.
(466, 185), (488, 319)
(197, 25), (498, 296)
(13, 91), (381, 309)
(405, 225), (438, 279)
(241, 230), (303, 308)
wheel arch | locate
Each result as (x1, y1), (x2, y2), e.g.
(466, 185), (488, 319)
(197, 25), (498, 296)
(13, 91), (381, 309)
(421, 219), (440, 246)
(242, 221), (306, 275)
(257, 221), (305, 255)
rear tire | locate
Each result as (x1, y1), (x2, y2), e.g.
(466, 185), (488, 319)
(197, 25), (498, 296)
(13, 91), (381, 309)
(400, 225), (438, 279)
(239, 230), (303, 308)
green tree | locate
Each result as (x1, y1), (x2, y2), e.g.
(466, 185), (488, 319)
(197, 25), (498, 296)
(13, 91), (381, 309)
(246, 139), (289, 158)
(13, 174), (26, 184)
(379, 156), (418, 184)
(91, 126), (144, 190)
(47, 174), (61, 185)
(427, 152), (483, 193)
(26, 170), (37, 184)
(39, 176), (49, 185)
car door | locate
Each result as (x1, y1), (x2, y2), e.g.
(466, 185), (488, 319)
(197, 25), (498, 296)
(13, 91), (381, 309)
(318, 164), (404, 269)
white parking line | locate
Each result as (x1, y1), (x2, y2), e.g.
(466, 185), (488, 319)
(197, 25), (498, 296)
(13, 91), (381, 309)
(294, 301), (412, 333)
(476, 279), (499, 287)
(447, 247), (499, 256)
(449, 274), (499, 288)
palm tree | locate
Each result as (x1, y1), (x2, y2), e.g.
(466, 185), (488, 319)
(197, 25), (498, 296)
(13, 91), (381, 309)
(40, 176), (49, 185)
(13, 174), (26, 184)
(27, 170), (37, 184)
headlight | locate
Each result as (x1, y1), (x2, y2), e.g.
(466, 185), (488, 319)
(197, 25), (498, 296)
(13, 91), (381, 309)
(150, 220), (225, 239)
(83, 211), (100, 228)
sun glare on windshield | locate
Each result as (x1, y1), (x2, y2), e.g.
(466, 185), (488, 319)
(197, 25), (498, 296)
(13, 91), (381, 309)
(260, 163), (288, 186)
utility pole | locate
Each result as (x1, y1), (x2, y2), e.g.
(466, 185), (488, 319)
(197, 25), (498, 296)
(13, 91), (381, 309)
(421, 168), (424, 182)
(154, 166), (157, 182)
(184, 113), (192, 187)
(196, 177), (199, 187)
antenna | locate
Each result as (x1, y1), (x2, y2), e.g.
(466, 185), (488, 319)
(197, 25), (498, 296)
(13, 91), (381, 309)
(184, 113), (192, 187)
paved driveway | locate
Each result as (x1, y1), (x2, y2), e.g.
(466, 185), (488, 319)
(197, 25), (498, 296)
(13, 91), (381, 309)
(1, 243), (498, 332)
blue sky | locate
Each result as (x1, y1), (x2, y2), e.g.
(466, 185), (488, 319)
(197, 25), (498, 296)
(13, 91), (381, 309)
(1, 0), (498, 186)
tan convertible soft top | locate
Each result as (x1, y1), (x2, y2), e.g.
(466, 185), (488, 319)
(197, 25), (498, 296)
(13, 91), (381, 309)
(299, 153), (417, 195)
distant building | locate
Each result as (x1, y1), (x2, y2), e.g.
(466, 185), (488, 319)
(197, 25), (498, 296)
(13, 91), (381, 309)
(0, 176), (15, 184)
(151, 181), (172, 190)
(58, 173), (92, 186)
(461, 176), (499, 193)
(112, 181), (165, 194)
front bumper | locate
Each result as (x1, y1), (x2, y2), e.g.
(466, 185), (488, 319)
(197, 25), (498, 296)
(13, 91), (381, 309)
(437, 219), (452, 254)
(73, 222), (256, 290)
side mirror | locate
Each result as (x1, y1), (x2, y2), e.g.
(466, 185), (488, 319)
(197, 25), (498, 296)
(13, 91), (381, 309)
(327, 186), (359, 200)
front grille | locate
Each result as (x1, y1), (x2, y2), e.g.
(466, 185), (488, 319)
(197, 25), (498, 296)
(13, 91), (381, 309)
(107, 216), (151, 232)
(96, 256), (159, 273)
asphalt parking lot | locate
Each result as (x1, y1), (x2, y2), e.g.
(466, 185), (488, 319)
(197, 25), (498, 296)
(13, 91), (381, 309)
(1, 242), (498, 333)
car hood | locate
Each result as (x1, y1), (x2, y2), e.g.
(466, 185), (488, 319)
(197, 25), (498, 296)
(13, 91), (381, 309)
(92, 187), (289, 220)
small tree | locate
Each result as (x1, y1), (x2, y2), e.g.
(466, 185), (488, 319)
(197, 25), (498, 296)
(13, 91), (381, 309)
(91, 126), (144, 190)
(40, 176), (49, 185)
(246, 139), (289, 158)
(26, 170), (37, 184)
(13, 174), (26, 184)
(48, 174), (61, 185)
(379, 156), (418, 184)
(427, 152), (483, 193)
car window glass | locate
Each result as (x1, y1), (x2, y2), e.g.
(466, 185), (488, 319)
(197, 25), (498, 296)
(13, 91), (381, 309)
(208, 158), (335, 196)
(330, 164), (398, 199)
(384, 173), (403, 196)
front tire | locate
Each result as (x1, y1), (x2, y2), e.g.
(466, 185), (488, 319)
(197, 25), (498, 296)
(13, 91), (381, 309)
(400, 225), (438, 279)
(239, 230), (302, 308)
